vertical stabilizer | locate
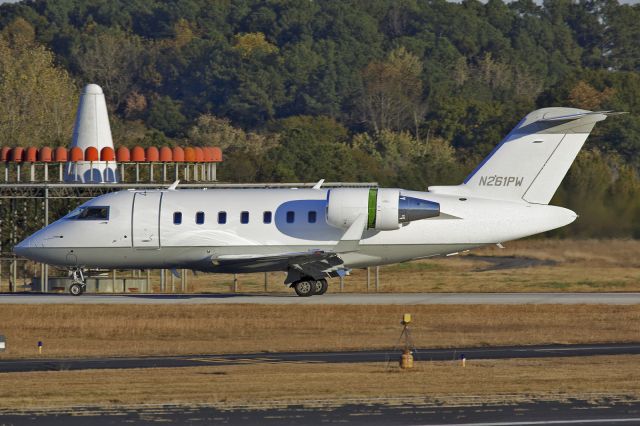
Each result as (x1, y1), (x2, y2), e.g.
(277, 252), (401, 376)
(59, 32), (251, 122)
(65, 84), (118, 183)
(429, 108), (614, 204)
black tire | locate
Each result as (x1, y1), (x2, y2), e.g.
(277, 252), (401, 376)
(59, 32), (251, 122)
(69, 283), (84, 296)
(294, 280), (314, 297)
(316, 279), (328, 295)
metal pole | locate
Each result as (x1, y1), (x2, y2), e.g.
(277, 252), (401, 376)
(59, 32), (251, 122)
(160, 269), (165, 292)
(171, 271), (175, 293)
(366, 267), (370, 292)
(340, 276), (344, 292)
(146, 269), (151, 293)
(264, 272), (268, 292)
(12, 258), (17, 293)
(375, 266), (379, 292)
(181, 269), (186, 292)
(42, 186), (49, 293)
(112, 269), (116, 293)
(233, 273), (238, 292)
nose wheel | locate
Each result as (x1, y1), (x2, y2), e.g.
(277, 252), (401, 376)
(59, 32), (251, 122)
(69, 283), (85, 296)
(69, 268), (86, 296)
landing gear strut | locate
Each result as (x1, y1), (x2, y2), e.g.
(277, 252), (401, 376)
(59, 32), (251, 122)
(69, 268), (86, 296)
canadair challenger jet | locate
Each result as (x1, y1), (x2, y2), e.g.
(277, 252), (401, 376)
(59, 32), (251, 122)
(15, 108), (620, 296)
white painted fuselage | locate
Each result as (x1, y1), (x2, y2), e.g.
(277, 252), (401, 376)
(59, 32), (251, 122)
(15, 187), (576, 271)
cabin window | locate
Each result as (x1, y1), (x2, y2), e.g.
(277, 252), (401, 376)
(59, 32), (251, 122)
(196, 211), (205, 225)
(308, 211), (317, 223)
(286, 211), (295, 223)
(241, 211), (249, 224)
(73, 206), (110, 220)
(218, 211), (227, 224)
(173, 212), (182, 225)
(263, 211), (272, 224)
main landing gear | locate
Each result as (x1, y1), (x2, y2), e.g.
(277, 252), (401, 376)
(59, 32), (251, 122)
(293, 279), (328, 297)
(69, 268), (86, 296)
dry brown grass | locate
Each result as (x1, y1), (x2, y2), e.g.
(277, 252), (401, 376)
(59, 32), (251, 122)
(5, 239), (639, 294)
(1, 356), (640, 409)
(0, 304), (639, 358)
(160, 239), (640, 293)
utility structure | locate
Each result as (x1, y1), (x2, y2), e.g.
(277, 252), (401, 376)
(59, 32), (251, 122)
(399, 313), (415, 369)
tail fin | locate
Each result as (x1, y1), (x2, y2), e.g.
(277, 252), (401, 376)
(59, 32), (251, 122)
(430, 107), (620, 204)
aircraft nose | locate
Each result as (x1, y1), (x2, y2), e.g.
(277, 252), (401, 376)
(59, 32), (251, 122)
(14, 236), (35, 258)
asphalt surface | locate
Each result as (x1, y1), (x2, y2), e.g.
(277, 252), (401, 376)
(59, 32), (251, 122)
(1, 399), (639, 425)
(2, 292), (640, 304)
(1, 343), (640, 373)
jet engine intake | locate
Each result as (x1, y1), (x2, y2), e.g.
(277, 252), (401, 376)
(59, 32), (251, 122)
(326, 188), (439, 231)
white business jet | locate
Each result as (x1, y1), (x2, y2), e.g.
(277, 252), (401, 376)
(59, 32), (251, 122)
(15, 107), (620, 296)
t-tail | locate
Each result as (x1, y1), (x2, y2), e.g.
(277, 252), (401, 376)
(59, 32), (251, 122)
(429, 107), (624, 204)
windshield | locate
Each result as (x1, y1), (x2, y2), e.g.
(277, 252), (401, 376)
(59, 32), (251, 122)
(66, 206), (110, 220)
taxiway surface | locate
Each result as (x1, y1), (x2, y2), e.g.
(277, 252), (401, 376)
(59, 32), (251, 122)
(2, 292), (640, 304)
(1, 343), (639, 373)
(1, 399), (639, 425)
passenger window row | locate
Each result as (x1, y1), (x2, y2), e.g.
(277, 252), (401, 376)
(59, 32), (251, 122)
(172, 210), (318, 225)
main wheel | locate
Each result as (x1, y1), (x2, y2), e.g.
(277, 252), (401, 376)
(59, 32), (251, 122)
(314, 279), (328, 295)
(69, 283), (84, 296)
(294, 280), (314, 297)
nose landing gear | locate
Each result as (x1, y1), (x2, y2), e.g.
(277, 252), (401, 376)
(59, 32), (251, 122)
(69, 268), (86, 296)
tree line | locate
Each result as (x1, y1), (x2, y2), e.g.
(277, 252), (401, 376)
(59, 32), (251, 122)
(0, 0), (639, 237)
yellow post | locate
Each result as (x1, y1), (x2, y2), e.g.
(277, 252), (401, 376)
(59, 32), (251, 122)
(400, 349), (414, 369)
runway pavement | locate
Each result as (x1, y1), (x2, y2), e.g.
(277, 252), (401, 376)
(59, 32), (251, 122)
(2, 292), (640, 304)
(1, 399), (639, 425)
(1, 343), (640, 373)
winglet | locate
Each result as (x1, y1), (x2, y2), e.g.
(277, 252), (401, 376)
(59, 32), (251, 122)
(312, 179), (325, 190)
(168, 180), (180, 191)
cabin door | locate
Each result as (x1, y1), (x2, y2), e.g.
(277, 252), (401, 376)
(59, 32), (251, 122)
(132, 192), (162, 248)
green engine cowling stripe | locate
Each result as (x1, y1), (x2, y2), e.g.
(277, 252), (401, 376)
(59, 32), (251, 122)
(367, 188), (378, 229)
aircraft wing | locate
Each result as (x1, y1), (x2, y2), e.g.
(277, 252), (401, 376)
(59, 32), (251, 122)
(211, 250), (347, 283)
(208, 214), (366, 282)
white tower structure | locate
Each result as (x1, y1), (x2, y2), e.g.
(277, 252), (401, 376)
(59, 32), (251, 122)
(65, 84), (119, 183)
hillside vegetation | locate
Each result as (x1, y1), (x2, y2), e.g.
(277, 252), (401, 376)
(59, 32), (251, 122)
(0, 0), (639, 237)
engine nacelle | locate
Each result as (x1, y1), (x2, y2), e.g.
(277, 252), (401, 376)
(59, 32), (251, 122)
(326, 188), (439, 231)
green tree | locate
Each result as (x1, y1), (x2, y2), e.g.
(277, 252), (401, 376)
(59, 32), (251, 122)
(147, 96), (186, 137)
(0, 26), (77, 146)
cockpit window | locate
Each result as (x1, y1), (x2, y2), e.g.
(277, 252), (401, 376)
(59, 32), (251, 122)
(69, 206), (110, 220)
